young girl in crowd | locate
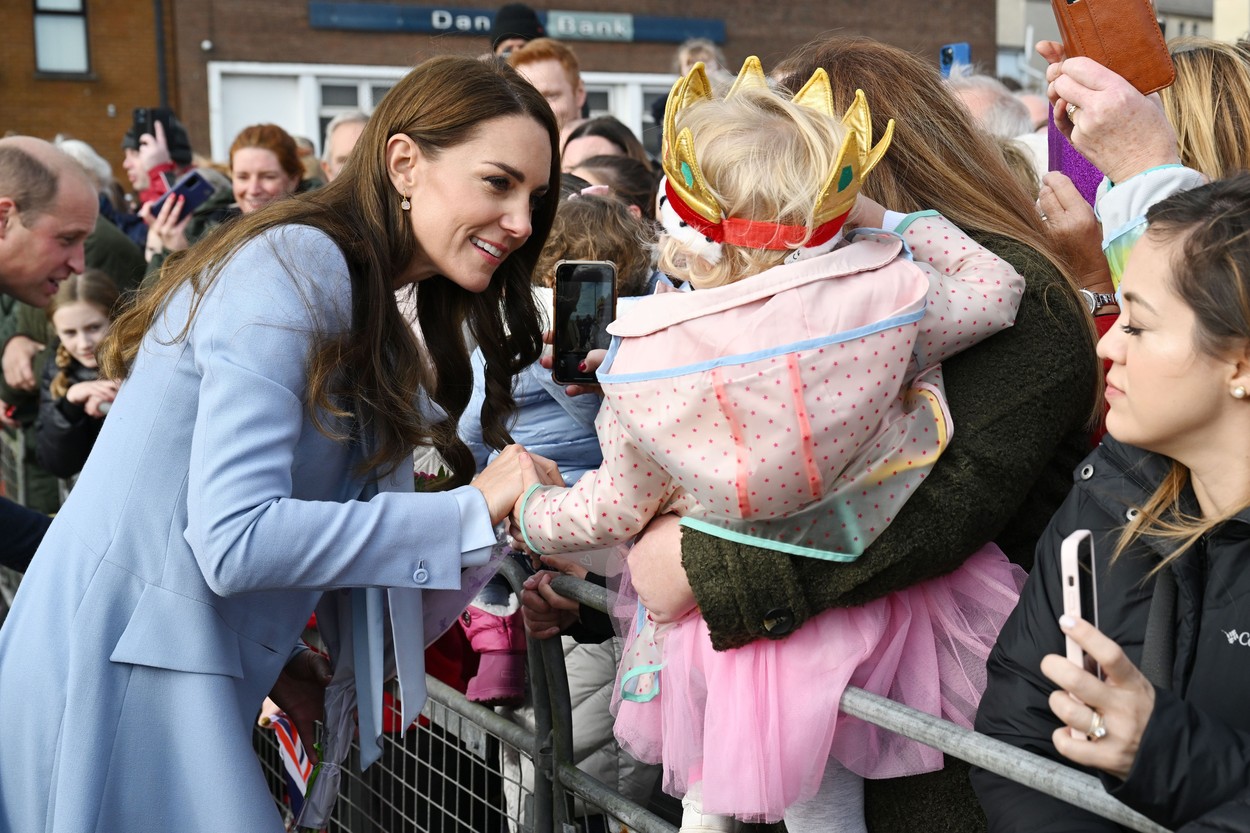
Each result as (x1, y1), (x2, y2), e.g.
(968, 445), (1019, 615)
(512, 59), (1028, 831)
(35, 269), (121, 479)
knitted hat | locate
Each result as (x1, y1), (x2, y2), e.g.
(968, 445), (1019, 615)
(489, 4), (544, 51)
(121, 108), (193, 166)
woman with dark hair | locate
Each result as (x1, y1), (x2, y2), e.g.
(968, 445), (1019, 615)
(0, 55), (561, 832)
(568, 154), (660, 221)
(561, 115), (652, 171)
(618, 36), (1101, 831)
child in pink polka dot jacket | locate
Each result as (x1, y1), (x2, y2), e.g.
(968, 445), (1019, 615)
(511, 58), (1027, 832)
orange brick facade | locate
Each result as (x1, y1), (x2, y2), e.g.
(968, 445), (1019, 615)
(4, 1), (995, 183)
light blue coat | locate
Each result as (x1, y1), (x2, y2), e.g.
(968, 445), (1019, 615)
(0, 226), (493, 832)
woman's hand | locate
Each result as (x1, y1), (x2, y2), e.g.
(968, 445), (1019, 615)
(141, 194), (191, 260)
(268, 648), (333, 764)
(1040, 615), (1156, 781)
(539, 329), (606, 397)
(1039, 172), (1115, 298)
(627, 514), (696, 624)
(1043, 55), (1179, 184)
(65, 379), (119, 417)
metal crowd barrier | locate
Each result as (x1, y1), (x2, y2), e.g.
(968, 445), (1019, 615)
(0, 424), (26, 506)
(255, 558), (1172, 833)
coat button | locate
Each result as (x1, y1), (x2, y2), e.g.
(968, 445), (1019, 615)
(413, 561), (430, 584)
(1126, 507), (1140, 521)
(1080, 464), (1095, 480)
(762, 608), (794, 635)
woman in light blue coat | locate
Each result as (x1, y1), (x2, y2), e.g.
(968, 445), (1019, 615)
(0, 55), (561, 832)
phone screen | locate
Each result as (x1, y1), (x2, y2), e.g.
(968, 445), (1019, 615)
(149, 171), (215, 217)
(552, 260), (616, 385)
(939, 42), (971, 77)
(1061, 529), (1101, 678)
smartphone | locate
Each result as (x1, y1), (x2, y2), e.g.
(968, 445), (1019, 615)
(1060, 529), (1101, 679)
(939, 42), (972, 78)
(149, 170), (216, 217)
(552, 260), (616, 386)
(131, 106), (178, 141)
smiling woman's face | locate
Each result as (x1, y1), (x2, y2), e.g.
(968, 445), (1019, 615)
(232, 148), (300, 214)
(395, 114), (552, 293)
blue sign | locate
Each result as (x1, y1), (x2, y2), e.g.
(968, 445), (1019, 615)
(307, 3), (725, 44)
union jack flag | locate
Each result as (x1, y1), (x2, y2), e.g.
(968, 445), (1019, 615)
(264, 711), (312, 818)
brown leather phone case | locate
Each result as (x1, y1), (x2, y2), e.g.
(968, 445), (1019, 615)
(1051, 0), (1176, 95)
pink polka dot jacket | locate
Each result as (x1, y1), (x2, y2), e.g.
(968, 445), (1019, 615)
(518, 211), (1025, 562)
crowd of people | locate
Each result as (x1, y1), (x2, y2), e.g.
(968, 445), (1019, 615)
(3, 5), (1250, 832)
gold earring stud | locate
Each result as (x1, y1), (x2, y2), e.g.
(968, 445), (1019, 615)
(400, 194), (411, 211)
(1234, 386), (1247, 400)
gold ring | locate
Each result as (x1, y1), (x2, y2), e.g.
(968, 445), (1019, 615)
(1066, 103), (1079, 122)
(1086, 710), (1107, 741)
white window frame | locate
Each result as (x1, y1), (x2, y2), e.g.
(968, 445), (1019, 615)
(207, 62), (677, 163)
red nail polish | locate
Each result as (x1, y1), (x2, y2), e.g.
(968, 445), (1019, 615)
(578, 361), (587, 371)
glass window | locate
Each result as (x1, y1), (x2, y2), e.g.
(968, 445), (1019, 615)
(320, 84), (359, 108)
(34, 0), (89, 74)
(370, 84), (394, 107)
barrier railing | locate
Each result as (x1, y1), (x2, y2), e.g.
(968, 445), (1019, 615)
(255, 558), (1173, 833)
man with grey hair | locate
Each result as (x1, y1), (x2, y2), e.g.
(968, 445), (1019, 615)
(946, 72), (1035, 139)
(321, 111), (368, 183)
(0, 137), (97, 571)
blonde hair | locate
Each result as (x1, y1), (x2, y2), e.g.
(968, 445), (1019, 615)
(534, 194), (656, 297)
(657, 85), (847, 289)
(1159, 37), (1250, 180)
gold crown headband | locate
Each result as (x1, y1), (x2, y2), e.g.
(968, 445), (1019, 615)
(659, 57), (895, 258)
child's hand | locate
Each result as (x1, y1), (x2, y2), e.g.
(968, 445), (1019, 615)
(845, 195), (887, 232)
(519, 571), (581, 639)
(66, 379), (120, 417)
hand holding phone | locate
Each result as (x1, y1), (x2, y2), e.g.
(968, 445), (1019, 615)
(552, 260), (617, 386)
(149, 170), (215, 218)
(1060, 529), (1101, 676)
(939, 42), (971, 78)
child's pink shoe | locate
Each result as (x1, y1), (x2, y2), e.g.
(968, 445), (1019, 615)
(459, 604), (527, 707)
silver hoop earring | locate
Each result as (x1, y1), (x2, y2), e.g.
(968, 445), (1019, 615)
(1234, 386), (1247, 400)
(400, 195), (411, 211)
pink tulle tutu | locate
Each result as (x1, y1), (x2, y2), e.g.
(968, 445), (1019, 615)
(612, 544), (1024, 823)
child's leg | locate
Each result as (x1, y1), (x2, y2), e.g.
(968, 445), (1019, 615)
(782, 759), (866, 833)
(679, 782), (739, 832)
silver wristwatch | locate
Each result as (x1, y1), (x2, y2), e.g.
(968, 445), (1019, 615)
(1079, 288), (1118, 315)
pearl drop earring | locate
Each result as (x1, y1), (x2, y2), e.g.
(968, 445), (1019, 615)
(400, 194), (411, 211)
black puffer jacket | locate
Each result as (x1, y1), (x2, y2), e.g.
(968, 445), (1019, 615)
(35, 357), (106, 479)
(972, 437), (1250, 831)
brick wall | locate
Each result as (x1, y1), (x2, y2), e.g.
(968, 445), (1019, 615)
(1, 0), (178, 187)
(4, 1), (995, 184)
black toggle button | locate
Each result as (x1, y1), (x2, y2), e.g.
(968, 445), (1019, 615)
(762, 608), (794, 635)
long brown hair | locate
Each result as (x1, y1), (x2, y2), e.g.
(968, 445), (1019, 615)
(1159, 37), (1250, 180)
(101, 56), (560, 482)
(1114, 174), (1250, 568)
(777, 38), (1093, 333)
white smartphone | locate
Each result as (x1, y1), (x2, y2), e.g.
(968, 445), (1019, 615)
(1060, 529), (1101, 679)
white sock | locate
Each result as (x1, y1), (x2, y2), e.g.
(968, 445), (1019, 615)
(783, 759), (867, 833)
(679, 782), (738, 832)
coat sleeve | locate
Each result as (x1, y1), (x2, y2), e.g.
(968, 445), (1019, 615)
(181, 227), (495, 597)
(1105, 687), (1250, 829)
(1177, 785), (1250, 833)
(0, 497), (50, 573)
(682, 237), (1098, 651)
(969, 490), (1121, 832)
(34, 360), (101, 479)
(894, 212), (1025, 368)
(518, 400), (681, 555)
